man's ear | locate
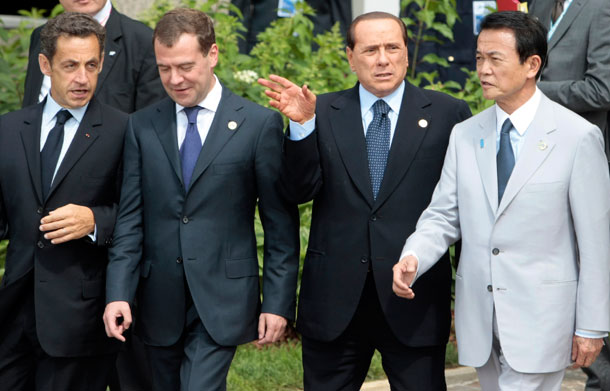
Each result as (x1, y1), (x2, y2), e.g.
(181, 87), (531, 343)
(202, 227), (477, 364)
(346, 47), (354, 72)
(39, 53), (52, 76)
(527, 54), (542, 79)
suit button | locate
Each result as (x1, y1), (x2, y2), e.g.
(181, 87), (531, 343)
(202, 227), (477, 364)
(36, 207), (43, 215)
(37, 241), (44, 248)
(370, 215), (377, 222)
(182, 216), (189, 224)
(176, 257), (183, 264)
(487, 285), (493, 292)
(360, 257), (368, 264)
(492, 248), (499, 255)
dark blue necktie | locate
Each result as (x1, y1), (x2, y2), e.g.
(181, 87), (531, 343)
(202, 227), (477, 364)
(366, 99), (391, 200)
(41, 109), (71, 200)
(497, 118), (515, 203)
(180, 106), (203, 189)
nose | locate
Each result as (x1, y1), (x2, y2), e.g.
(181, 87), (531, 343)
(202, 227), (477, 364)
(74, 66), (88, 84)
(377, 48), (390, 66)
(169, 69), (184, 85)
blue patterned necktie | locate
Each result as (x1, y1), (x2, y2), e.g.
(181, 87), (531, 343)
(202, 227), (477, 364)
(180, 106), (203, 189)
(41, 109), (72, 200)
(366, 99), (391, 200)
(497, 118), (515, 203)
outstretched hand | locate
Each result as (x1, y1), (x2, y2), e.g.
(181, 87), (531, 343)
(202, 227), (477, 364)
(257, 74), (316, 124)
(392, 255), (418, 299)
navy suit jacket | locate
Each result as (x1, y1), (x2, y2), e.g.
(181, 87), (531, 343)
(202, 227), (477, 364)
(106, 88), (300, 347)
(283, 82), (471, 346)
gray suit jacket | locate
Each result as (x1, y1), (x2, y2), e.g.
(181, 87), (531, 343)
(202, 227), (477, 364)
(403, 93), (610, 372)
(105, 87), (300, 347)
(530, 0), (610, 133)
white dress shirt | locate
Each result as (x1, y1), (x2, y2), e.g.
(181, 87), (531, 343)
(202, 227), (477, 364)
(41, 93), (97, 240)
(175, 75), (222, 149)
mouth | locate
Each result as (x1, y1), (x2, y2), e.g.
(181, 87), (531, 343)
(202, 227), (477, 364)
(374, 72), (393, 80)
(70, 89), (89, 98)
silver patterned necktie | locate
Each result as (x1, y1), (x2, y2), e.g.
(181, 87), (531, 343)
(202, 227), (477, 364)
(366, 99), (391, 200)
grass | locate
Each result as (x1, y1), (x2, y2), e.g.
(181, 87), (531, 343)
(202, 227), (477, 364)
(227, 338), (459, 391)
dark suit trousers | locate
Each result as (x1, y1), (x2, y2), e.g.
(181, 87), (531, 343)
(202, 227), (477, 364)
(302, 272), (447, 391)
(144, 288), (237, 391)
(0, 273), (116, 391)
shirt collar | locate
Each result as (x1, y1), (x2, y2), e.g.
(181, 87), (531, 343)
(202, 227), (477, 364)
(359, 81), (405, 118)
(495, 87), (542, 136)
(93, 0), (112, 26)
(175, 75), (223, 115)
(43, 93), (88, 126)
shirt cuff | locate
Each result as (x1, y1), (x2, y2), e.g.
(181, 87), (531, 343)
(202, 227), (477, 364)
(288, 116), (316, 141)
(575, 329), (608, 339)
(87, 224), (97, 243)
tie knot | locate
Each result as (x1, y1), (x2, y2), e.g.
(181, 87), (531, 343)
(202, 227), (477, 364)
(55, 110), (72, 126)
(372, 99), (390, 117)
(184, 106), (202, 124)
(501, 118), (513, 135)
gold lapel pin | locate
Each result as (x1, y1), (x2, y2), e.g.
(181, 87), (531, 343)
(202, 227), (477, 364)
(418, 119), (428, 128)
(228, 121), (238, 130)
(538, 140), (548, 151)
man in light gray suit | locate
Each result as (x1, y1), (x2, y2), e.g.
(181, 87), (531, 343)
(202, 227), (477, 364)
(393, 11), (610, 390)
(529, 2), (610, 388)
(529, 0), (610, 151)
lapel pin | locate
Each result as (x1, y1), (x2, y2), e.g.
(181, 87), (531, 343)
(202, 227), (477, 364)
(108, 51), (116, 56)
(85, 133), (91, 138)
(538, 140), (548, 150)
(480, 139), (484, 148)
(418, 119), (428, 128)
(228, 121), (237, 130)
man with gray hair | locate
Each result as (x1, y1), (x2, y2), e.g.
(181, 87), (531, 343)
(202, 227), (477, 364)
(0, 12), (127, 391)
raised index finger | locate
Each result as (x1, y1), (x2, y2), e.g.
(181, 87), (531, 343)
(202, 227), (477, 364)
(268, 74), (299, 89)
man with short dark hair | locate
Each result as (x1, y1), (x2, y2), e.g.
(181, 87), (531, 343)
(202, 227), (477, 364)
(394, 11), (610, 390)
(103, 8), (299, 391)
(0, 12), (127, 391)
(23, 0), (165, 113)
(259, 11), (471, 390)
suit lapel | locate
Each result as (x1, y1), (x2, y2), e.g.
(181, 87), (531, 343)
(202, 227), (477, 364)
(47, 98), (102, 198)
(548, 0), (585, 51)
(497, 96), (556, 216)
(374, 82), (431, 210)
(474, 107), (499, 212)
(534, 0), (552, 32)
(19, 103), (45, 204)
(188, 88), (245, 191)
(96, 10), (122, 89)
(151, 97), (182, 184)
(327, 85), (374, 207)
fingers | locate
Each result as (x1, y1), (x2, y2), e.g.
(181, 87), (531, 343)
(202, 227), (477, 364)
(572, 336), (603, 368)
(39, 204), (95, 244)
(392, 256), (417, 299)
(302, 85), (316, 104)
(257, 313), (287, 345)
(103, 302), (132, 342)
(268, 74), (297, 89)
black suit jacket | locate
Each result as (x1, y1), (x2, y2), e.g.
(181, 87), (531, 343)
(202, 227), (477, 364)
(0, 97), (127, 356)
(106, 88), (300, 347)
(284, 82), (471, 346)
(22, 8), (165, 113)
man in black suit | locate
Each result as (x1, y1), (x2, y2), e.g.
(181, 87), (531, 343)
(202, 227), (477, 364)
(259, 11), (471, 390)
(23, 0), (165, 113)
(0, 12), (126, 391)
(103, 8), (299, 391)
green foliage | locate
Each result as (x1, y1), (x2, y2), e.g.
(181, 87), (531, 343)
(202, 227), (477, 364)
(0, 240), (6, 277)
